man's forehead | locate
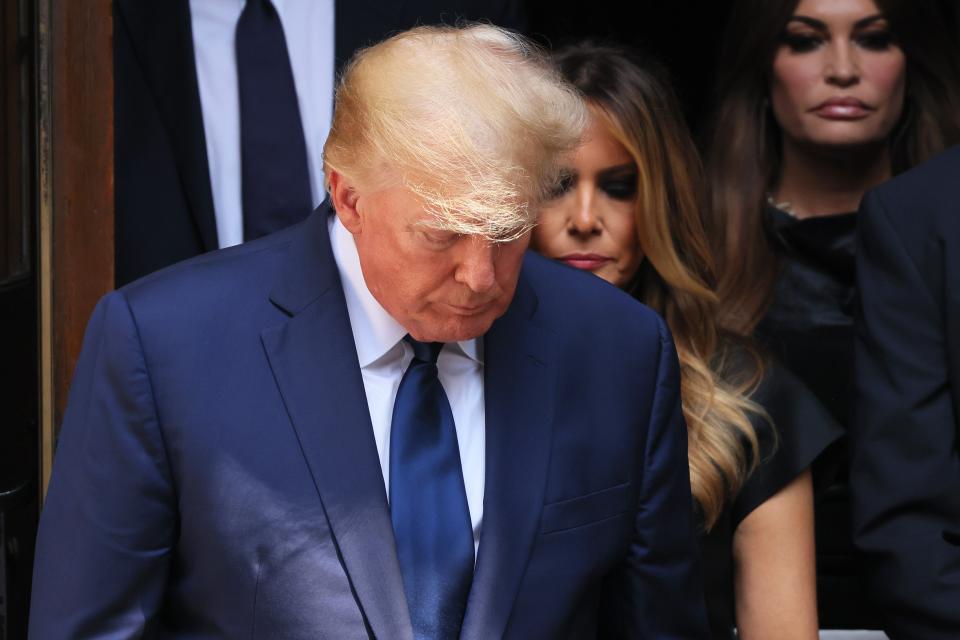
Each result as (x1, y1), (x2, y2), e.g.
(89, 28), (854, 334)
(412, 215), (532, 244)
(363, 183), (522, 241)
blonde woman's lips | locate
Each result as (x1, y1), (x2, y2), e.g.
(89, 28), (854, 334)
(560, 253), (611, 270)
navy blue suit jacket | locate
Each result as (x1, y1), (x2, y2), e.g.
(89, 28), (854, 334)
(30, 208), (709, 638)
(851, 146), (960, 639)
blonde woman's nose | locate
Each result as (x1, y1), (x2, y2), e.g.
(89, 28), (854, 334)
(569, 190), (601, 235)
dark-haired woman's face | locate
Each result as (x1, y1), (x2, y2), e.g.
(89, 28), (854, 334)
(770, 0), (906, 150)
(532, 113), (642, 289)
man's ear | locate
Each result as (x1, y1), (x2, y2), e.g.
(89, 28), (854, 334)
(328, 169), (363, 234)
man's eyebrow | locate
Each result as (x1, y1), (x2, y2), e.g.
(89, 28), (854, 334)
(788, 14), (885, 30)
(410, 222), (457, 235)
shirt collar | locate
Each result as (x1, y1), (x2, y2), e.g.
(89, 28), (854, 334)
(328, 214), (482, 368)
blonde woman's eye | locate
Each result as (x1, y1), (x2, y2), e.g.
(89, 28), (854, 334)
(600, 177), (637, 201)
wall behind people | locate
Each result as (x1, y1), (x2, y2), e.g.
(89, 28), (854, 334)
(113, 0), (526, 286)
(527, 0), (734, 132)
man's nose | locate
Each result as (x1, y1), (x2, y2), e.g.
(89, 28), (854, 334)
(569, 190), (601, 236)
(455, 239), (497, 293)
(825, 42), (860, 87)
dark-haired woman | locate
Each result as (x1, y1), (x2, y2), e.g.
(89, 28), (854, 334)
(704, 0), (960, 628)
(532, 43), (841, 638)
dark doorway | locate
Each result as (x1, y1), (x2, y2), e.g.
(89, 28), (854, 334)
(0, 0), (38, 637)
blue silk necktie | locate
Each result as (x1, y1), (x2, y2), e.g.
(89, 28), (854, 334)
(235, 0), (313, 241)
(390, 337), (474, 639)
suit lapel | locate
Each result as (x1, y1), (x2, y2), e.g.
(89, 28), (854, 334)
(262, 209), (412, 640)
(115, 0), (219, 251)
(461, 269), (557, 640)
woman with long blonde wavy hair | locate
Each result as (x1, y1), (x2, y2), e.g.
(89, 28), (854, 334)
(531, 42), (842, 639)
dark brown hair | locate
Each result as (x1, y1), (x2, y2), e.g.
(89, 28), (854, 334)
(705, 0), (960, 333)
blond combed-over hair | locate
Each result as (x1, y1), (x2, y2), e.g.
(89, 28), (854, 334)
(324, 23), (587, 242)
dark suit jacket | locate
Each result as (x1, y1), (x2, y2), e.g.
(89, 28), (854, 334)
(30, 207), (710, 638)
(113, 0), (526, 286)
(851, 145), (960, 639)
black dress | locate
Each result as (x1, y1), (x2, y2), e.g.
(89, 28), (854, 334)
(700, 361), (843, 638)
(755, 205), (879, 628)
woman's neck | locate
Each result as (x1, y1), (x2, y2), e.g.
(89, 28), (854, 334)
(772, 139), (892, 219)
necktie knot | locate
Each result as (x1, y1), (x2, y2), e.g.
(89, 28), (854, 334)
(404, 335), (443, 364)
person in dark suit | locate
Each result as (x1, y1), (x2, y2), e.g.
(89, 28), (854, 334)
(850, 145), (960, 639)
(113, 0), (526, 286)
(30, 25), (709, 638)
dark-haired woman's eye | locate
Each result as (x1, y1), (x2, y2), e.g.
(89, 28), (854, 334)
(781, 33), (823, 53)
(547, 172), (575, 199)
(856, 30), (895, 51)
(600, 177), (637, 201)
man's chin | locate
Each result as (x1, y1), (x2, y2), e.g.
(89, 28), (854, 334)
(407, 313), (499, 343)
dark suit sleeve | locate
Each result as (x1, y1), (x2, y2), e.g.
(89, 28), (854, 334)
(29, 292), (177, 639)
(851, 190), (960, 638)
(600, 316), (710, 639)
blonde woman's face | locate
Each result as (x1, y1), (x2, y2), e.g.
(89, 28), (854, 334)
(532, 114), (643, 289)
(770, 0), (907, 150)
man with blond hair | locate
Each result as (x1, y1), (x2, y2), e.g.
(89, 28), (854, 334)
(30, 25), (709, 639)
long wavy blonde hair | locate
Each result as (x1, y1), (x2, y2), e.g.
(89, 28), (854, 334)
(552, 43), (767, 530)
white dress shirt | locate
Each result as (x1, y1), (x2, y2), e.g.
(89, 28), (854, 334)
(189, 0), (335, 248)
(329, 215), (486, 552)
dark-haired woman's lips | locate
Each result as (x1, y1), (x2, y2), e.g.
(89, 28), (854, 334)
(811, 97), (874, 120)
(560, 253), (612, 270)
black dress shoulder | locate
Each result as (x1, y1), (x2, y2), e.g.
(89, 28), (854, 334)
(700, 361), (843, 638)
(756, 205), (856, 425)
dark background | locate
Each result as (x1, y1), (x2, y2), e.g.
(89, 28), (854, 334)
(527, 0), (735, 133)
(528, 0), (960, 136)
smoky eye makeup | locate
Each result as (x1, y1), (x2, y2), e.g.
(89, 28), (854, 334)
(780, 14), (896, 54)
(780, 16), (827, 53)
(598, 177), (638, 200)
(855, 28), (896, 51)
(597, 165), (638, 200)
(780, 30), (823, 53)
(779, 17), (829, 53)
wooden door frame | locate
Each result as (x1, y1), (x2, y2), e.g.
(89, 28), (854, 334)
(37, 0), (114, 499)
